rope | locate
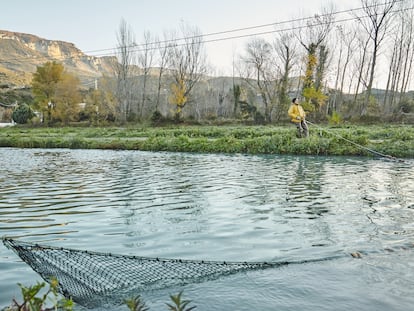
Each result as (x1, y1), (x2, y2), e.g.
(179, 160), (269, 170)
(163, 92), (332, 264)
(305, 120), (404, 161)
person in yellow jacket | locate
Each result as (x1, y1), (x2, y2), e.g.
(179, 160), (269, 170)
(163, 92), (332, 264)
(288, 98), (309, 138)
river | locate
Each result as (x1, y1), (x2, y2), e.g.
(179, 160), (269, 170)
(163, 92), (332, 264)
(0, 148), (413, 310)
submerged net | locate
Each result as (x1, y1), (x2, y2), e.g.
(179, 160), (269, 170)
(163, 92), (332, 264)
(3, 238), (288, 307)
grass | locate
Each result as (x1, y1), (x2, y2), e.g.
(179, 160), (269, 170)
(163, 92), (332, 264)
(0, 124), (413, 158)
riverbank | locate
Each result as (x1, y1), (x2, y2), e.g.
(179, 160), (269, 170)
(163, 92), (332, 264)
(0, 124), (413, 158)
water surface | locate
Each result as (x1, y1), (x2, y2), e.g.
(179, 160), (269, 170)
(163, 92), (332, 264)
(0, 148), (413, 310)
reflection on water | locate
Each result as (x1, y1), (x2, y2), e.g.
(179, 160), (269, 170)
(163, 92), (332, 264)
(286, 157), (331, 218)
(0, 148), (413, 310)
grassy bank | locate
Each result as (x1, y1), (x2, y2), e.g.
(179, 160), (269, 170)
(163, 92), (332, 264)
(0, 124), (413, 158)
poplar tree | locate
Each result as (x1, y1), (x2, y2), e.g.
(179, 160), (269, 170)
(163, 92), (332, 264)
(296, 8), (333, 116)
(357, 0), (397, 116)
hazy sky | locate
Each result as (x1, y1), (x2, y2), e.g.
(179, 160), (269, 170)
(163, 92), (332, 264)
(2, 0), (362, 75)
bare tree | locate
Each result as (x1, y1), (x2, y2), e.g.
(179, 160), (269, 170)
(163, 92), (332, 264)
(241, 37), (275, 122)
(338, 28), (357, 104)
(331, 25), (357, 113)
(357, 0), (397, 115)
(399, 6), (414, 103)
(167, 23), (208, 120)
(384, 3), (414, 113)
(136, 30), (156, 119)
(384, 22), (403, 113)
(352, 30), (371, 107)
(154, 31), (170, 113)
(273, 32), (298, 120)
(114, 18), (136, 123)
(237, 32), (299, 122)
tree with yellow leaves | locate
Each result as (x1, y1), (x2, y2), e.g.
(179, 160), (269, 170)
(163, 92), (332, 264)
(297, 9), (333, 117)
(169, 78), (187, 120)
(32, 61), (81, 125)
(54, 72), (81, 125)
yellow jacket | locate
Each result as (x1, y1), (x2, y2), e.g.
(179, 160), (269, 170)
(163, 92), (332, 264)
(288, 103), (306, 123)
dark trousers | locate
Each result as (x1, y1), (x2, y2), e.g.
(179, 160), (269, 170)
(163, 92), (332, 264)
(293, 120), (309, 138)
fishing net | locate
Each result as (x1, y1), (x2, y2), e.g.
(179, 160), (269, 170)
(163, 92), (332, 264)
(3, 238), (288, 308)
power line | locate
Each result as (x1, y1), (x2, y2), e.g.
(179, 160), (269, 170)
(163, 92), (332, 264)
(1, 2), (408, 62)
(84, 5), (414, 57)
(0, 1), (410, 64)
(82, 0), (407, 55)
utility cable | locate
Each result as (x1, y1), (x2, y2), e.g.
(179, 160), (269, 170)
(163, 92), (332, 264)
(0, 1), (410, 63)
(72, 4), (414, 57)
(82, 0), (408, 55)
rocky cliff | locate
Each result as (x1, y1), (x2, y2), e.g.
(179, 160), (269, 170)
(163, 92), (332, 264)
(0, 30), (117, 88)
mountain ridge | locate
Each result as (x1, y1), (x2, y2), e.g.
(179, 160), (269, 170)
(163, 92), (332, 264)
(0, 30), (117, 88)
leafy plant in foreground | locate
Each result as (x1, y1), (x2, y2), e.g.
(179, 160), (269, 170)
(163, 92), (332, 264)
(6, 278), (73, 311)
(166, 291), (196, 311)
(124, 295), (149, 311)
(123, 291), (196, 311)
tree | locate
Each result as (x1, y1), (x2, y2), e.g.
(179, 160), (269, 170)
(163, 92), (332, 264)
(383, 4), (414, 113)
(84, 77), (117, 123)
(155, 31), (170, 114)
(232, 84), (241, 117)
(169, 78), (187, 121)
(32, 61), (64, 104)
(242, 37), (274, 123)
(114, 18), (136, 123)
(167, 23), (207, 120)
(357, 0), (397, 115)
(330, 25), (357, 114)
(351, 30), (371, 108)
(54, 72), (81, 124)
(297, 8), (334, 115)
(12, 103), (34, 124)
(31, 61), (64, 124)
(136, 30), (156, 119)
(32, 62), (81, 125)
(274, 32), (298, 120)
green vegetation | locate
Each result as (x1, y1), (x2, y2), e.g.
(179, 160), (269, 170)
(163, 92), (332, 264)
(166, 291), (196, 311)
(11, 103), (35, 124)
(30, 62), (81, 126)
(4, 278), (73, 311)
(5, 281), (195, 311)
(0, 124), (413, 158)
(124, 295), (150, 311)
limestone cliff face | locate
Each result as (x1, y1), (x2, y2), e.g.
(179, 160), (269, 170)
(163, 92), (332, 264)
(0, 30), (116, 87)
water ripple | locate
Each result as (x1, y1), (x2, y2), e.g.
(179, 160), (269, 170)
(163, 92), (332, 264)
(0, 149), (413, 310)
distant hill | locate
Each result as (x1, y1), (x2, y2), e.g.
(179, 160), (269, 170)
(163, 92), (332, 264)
(0, 30), (117, 88)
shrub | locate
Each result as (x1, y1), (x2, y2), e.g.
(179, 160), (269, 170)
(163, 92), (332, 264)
(151, 110), (166, 125)
(328, 111), (342, 125)
(12, 103), (35, 124)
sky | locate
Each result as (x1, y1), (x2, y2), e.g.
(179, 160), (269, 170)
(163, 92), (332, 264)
(2, 0), (363, 76)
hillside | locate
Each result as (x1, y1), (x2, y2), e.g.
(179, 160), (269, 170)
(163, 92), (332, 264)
(0, 30), (117, 88)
